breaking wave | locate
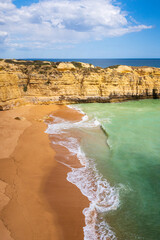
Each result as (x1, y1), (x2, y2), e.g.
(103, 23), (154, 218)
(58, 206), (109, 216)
(45, 106), (121, 239)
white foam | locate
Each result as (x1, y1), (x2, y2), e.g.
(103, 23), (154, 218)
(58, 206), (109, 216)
(52, 137), (86, 166)
(68, 104), (86, 115)
(67, 163), (119, 240)
(46, 106), (120, 240)
(102, 117), (112, 124)
(57, 160), (73, 169)
(45, 114), (100, 135)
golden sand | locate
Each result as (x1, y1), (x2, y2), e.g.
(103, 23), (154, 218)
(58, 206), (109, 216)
(0, 105), (88, 240)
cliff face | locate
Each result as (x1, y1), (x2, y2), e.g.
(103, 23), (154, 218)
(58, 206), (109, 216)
(0, 71), (21, 101)
(0, 59), (160, 110)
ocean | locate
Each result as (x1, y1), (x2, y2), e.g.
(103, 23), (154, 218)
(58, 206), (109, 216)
(46, 99), (160, 239)
(25, 58), (160, 68)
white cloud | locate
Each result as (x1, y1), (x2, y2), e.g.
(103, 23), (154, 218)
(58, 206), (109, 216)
(0, 31), (8, 46)
(0, 0), (152, 51)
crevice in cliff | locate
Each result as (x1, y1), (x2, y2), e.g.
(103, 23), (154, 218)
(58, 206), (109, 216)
(1, 60), (160, 109)
(153, 89), (158, 99)
(80, 76), (84, 96)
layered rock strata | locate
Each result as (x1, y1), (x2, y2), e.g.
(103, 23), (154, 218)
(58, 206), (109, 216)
(0, 59), (160, 110)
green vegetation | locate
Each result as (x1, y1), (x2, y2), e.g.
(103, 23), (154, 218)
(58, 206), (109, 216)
(23, 84), (28, 92)
(90, 67), (101, 73)
(107, 65), (120, 69)
(71, 61), (83, 68)
(44, 80), (51, 85)
(4, 59), (51, 66)
(5, 59), (34, 65)
(33, 60), (50, 66)
(51, 62), (58, 68)
(41, 66), (52, 71)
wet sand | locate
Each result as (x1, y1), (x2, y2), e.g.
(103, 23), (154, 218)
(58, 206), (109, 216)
(45, 106), (89, 240)
(0, 105), (88, 240)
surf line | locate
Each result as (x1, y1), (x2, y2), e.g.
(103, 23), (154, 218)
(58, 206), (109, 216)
(45, 105), (119, 240)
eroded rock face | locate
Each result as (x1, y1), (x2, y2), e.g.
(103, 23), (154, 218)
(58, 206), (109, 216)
(0, 71), (21, 102)
(0, 59), (160, 110)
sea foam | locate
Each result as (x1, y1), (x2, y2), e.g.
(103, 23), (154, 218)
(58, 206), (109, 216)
(45, 106), (120, 240)
(45, 114), (100, 135)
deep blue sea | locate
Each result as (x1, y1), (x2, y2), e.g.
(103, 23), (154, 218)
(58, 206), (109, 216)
(24, 58), (160, 68)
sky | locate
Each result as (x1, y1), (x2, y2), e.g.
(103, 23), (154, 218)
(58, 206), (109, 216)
(0, 0), (160, 59)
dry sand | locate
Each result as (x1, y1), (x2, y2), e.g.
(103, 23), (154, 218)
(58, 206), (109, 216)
(0, 105), (88, 240)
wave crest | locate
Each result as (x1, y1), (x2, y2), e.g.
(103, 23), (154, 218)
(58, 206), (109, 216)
(45, 106), (121, 240)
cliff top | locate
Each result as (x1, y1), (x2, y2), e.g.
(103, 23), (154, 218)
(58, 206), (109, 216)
(0, 59), (159, 75)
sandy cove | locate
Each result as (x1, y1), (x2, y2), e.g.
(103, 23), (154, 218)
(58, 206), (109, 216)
(0, 105), (89, 240)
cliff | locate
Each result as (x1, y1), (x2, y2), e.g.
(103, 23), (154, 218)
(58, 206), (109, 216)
(0, 59), (160, 110)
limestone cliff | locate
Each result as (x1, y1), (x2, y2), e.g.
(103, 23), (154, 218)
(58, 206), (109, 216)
(0, 59), (160, 110)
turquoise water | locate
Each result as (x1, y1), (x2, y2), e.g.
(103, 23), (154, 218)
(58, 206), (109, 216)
(77, 100), (160, 240)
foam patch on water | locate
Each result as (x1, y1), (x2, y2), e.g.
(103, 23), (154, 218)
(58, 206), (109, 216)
(45, 106), (120, 240)
(67, 164), (119, 240)
(45, 115), (100, 135)
(68, 104), (86, 115)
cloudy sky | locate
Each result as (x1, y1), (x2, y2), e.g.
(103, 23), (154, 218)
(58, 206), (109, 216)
(0, 0), (159, 58)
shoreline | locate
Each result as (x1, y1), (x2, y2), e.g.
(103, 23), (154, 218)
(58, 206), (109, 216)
(0, 104), (88, 240)
(45, 105), (116, 240)
(50, 104), (119, 240)
(44, 105), (89, 240)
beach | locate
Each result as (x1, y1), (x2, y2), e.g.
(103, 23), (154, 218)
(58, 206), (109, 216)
(0, 104), (88, 240)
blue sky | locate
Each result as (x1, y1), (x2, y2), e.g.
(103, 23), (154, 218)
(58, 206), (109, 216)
(0, 0), (159, 58)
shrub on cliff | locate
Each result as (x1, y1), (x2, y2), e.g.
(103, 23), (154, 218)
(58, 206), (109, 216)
(71, 61), (83, 68)
(23, 84), (28, 92)
(107, 65), (120, 69)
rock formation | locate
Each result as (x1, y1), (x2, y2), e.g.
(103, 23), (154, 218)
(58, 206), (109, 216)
(0, 59), (160, 110)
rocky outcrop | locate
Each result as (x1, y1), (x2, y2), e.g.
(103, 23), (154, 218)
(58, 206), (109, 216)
(0, 59), (160, 110)
(57, 62), (76, 70)
(0, 72), (21, 101)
